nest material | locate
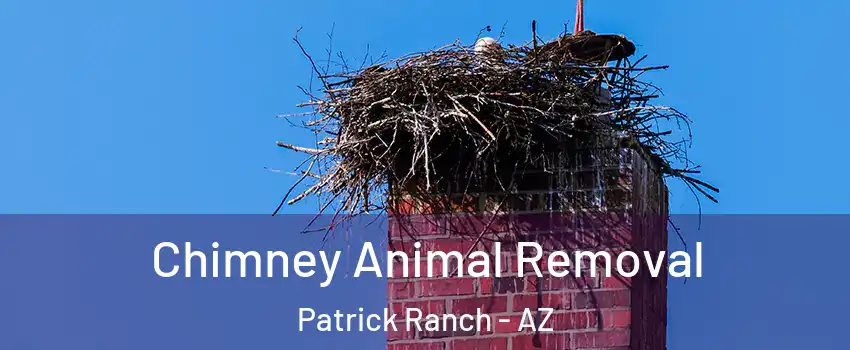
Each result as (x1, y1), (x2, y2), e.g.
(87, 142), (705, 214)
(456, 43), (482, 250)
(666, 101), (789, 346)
(278, 31), (718, 220)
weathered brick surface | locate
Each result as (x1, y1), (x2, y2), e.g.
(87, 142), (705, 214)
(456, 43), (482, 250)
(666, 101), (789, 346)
(387, 148), (668, 350)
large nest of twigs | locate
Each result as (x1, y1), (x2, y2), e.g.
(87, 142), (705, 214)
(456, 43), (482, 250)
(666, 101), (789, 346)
(277, 30), (717, 218)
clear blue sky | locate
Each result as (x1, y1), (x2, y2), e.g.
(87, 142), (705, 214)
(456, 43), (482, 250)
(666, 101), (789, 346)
(2, 0), (848, 214)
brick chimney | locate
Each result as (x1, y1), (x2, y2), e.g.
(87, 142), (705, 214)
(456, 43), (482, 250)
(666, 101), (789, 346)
(386, 138), (668, 350)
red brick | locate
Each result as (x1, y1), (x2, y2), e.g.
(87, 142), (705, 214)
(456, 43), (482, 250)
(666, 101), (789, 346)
(576, 229), (600, 247)
(574, 330), (630, 348)
(525, 275), (542, 292)
(390, 281), (416, 300)
(488, 276), (525, 294)
(445, 214), (516, 236)
(389, 259), (444, 280)
(511, 213), (553, 234)
(387, 342), (445, 350)
(451, 296), (508, 314)
(550, 311), (592, 330)
(493, 315), (525, 334)
(498, 253), (511, 274)
(607, 227), (633, 245)
(450, 337), (508, 350)
(504, 254), (518, 273)
(602, 275), (631, 289)
(563, 274), (600, 290)
(419, 278), (476, 297)
(464, 253), (497, 277)
(387, 166), (667, 350)
(479, 278), (493, 294)
(526, 274), (599, 292)
(389, 215), (446, 238)
(388, 241), (419, 256)
(387, 323), (415, 341)
(525, 275), (600, 292)
(573, 290), (630, 309)
(511, 333), (570, 350)
(390, 300), (446, 316)
(516, 252), (574, 276)
(512, 293), (570, 312)
(429, 239), (476, 255)
(389, 239), (476, 257)
(419, 317), (477, 339)
(600, 309), (631, 329)
(509, 335), (536, 350)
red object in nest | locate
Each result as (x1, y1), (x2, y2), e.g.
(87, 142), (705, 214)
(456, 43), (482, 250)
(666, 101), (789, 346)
(566, 0), (635, 62)
(575, 0), (585, 33)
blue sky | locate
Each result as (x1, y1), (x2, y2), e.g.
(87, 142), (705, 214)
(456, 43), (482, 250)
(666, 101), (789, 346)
(1, 2), (850, 349)
(2, 0), (848, 214)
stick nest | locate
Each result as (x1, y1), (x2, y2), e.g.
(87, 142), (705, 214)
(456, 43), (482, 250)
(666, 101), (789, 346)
(277, 30), (718, 221)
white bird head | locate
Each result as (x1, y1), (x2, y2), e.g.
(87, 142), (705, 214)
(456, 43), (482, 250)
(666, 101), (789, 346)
(474, 37), (500, 55)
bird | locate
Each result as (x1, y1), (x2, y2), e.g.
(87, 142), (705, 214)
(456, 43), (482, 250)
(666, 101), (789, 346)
(474, 37), (500, 55)
(472, 37), (505, 69)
